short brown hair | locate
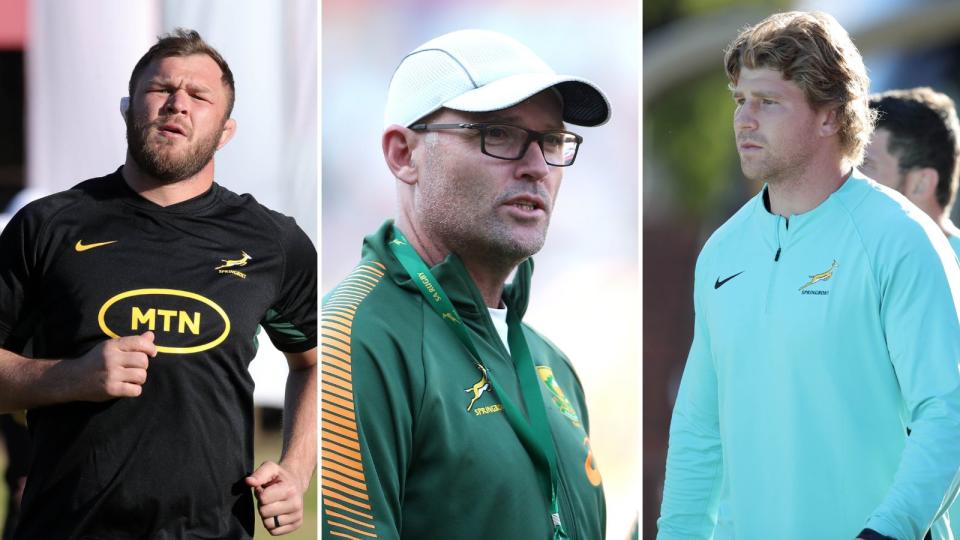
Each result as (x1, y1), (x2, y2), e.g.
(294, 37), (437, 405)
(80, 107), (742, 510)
(870, 87), (960, 210)
(128, 28), (235, 118)
(724, 11), (875, 166)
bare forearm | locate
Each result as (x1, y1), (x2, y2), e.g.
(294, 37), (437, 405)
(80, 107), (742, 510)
(0, 334), (155, 413)
(280, 362), (317, 488)
(0, 348), (73, 412)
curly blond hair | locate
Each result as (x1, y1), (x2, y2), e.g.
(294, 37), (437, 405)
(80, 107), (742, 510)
(724, 11), (876, 167)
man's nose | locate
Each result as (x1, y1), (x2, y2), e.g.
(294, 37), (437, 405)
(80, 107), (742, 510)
(516, 140), (551, 181)
(164, 89), (190, 114)
(734, 103), (758, 131)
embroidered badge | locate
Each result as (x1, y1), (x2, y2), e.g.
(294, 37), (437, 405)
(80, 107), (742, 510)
(465, 364), (493, 413)
(536, 366), (581, 427)
(216, 251), (252, 279)
(798, 259), (838, 295)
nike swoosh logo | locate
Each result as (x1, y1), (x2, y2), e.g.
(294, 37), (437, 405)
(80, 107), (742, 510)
(75, 240), (118, 252)
(714, 271), (744, 289)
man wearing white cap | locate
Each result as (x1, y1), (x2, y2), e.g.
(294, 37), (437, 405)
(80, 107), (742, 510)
(321, 29), (610, 539)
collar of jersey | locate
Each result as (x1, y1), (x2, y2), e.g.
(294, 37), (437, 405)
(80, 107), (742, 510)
(105, 167), (222, 214)
(364, 220), (533, 323)
(753, 172), (866, 236)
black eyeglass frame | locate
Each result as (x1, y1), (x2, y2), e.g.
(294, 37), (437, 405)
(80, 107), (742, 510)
(409, 122), (584, 167)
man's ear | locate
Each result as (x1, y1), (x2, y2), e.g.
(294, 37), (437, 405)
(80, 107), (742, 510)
(120, 97), (130, 123)
(383, 125), (420, 185)
(817, 107), (841, 138)
(216, 118), (237, 150)
(905, 167), (938, 199)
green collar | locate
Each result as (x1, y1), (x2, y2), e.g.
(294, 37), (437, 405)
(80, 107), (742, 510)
(363, 220), (535, 321)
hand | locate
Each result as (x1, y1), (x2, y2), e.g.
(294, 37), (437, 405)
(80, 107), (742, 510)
(245, 461), (307, 535)
(70, 332), (157, 401)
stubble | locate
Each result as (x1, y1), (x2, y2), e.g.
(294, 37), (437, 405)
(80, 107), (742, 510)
(416, 141), (552, 267)
(127, 113), (224, 183)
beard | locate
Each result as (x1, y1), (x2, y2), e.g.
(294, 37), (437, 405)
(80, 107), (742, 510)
(127, 115), (224, 183)
(739, 140), (815, 186)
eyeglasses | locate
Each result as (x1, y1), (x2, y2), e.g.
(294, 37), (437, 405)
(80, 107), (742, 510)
(409, 123), (583, 167)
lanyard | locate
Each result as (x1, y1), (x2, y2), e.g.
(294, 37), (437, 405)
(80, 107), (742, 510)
(388, 226), (568, 539)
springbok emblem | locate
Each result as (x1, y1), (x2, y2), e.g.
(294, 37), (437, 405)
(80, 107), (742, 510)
(798, 259), (838, 291)
(216, 251), (252, 270)
(465, 365), (492, 412)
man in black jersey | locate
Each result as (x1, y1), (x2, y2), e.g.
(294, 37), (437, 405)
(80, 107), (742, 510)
(0, 29), (316, 538)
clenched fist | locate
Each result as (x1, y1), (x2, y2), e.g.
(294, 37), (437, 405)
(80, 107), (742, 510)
(70, 331), (158, 401)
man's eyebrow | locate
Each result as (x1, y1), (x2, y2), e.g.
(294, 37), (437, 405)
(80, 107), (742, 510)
(470, 113), (565, 130)
(728, 87), (785, 100)
(146, 78), (213, 93)
(752, 90), (784, 99)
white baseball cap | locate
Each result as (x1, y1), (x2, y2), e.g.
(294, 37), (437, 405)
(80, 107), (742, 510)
(384, 29), (611, 128)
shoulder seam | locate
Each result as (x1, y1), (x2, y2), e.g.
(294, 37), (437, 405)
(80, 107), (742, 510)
(243, 203), (290, 299)
(832, 193), (881, 301)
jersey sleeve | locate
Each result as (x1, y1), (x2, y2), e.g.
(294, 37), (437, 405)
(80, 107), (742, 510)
(657, 250), (723, 539)
(320, 276), (419, 540)
(864, 226), (960, 538)
(260, 219), (317, 353)
(0, 205), (42, 350)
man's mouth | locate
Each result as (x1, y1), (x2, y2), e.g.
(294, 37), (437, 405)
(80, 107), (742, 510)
(157, 123), (187, 137)
(502, 194), (549, 217)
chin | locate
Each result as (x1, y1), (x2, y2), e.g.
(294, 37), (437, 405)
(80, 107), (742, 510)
(739, 162), (767, 184)
(501, 233), (548, 260)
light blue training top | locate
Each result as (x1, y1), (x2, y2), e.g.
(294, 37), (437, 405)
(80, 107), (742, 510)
(946, 234), (960, 537)
(658, 172), (960, 540)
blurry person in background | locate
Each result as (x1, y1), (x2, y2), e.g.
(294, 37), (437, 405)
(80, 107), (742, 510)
(658, 11), (960, 540)
(864, 87), (960, 253)
(0, 29), (316, 538)
(0, 413), (27, 540)
(321, 29), (610, 539)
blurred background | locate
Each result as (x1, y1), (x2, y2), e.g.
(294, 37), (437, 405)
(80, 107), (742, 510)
(0, 1), (316, 538)
(644, 0), (960, 537)
(321, 0), (639, 538)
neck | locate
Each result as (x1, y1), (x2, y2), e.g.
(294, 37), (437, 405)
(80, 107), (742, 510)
(121, 154), (216, 207)
(766, 157), (849, 217)
(394, 214), (515, 308)
(905, 195), (958, 240)
(460, 255), (513, 309)
(938, 213), (960, 240)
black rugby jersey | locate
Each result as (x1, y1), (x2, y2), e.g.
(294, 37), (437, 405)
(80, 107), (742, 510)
(0, 169), (317, 539)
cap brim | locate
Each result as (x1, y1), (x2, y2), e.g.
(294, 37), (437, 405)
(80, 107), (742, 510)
(442, 73), (611, 127)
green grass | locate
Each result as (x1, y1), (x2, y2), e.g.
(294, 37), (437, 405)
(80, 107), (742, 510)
(0, 414), (317, 539)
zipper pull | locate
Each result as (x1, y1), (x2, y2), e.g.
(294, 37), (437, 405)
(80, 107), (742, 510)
(774, 247), (781, 262)
(551, 513), (569, 539)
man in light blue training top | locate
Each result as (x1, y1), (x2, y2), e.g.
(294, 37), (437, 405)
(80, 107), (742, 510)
(658, 11), (960, 540)
(863, 87), (960, 255)
(864, 87), (960, 537)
